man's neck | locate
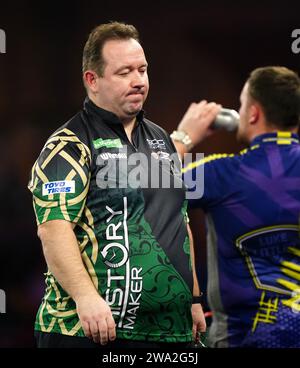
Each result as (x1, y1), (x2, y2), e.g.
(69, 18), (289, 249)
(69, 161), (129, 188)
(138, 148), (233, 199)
(249, 126), (298, 143)
(88, 94), (138, 143)
(123, 118), (137, 144)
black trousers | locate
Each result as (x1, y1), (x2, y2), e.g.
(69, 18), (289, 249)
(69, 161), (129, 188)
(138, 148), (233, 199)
(34, 331), (193, 349)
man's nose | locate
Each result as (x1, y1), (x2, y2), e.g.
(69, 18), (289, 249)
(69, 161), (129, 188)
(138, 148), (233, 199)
(131, 71), (145, 88)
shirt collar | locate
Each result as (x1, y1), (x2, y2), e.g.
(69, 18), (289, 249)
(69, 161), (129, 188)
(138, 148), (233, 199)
(83, 97), (145, 126)
(250, 132), (300, 147)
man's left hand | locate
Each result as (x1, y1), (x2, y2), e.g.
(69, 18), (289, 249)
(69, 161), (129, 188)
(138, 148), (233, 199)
(191, 303), (206, 342)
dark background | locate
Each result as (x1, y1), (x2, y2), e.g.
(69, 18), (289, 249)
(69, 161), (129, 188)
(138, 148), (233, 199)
(0, 0), (299, 347)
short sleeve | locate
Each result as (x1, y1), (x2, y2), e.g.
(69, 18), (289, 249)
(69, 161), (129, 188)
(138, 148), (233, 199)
(28, 129), (91, 225)
(182, 154), (234, 210)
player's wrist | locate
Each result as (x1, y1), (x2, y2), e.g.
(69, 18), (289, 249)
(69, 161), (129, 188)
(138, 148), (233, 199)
(192, 292), (204, 304)
(170, 130), (194, 151)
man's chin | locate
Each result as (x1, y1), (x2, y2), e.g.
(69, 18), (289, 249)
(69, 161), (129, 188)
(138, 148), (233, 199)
(119, 108), (142, 122)
(126, 105), (143, 116)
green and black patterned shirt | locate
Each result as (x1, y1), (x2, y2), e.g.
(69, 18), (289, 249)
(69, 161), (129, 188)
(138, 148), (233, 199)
(28, 98), (193, 342)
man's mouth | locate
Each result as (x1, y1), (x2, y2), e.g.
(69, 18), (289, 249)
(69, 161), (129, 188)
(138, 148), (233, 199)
(127, 90), (144, 97)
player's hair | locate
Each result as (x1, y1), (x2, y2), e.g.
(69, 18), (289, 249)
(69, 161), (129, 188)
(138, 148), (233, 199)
(248, 66), (300, 128)
(82, 21), (140, 77)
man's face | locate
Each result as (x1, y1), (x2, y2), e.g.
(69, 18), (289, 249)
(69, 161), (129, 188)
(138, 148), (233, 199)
(237, 82), (252, 144)
(93, 38), (149, 122)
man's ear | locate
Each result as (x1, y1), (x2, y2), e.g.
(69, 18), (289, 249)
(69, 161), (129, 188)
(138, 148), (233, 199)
(249, 104), (260, 125)
(83, 70), (99, 93)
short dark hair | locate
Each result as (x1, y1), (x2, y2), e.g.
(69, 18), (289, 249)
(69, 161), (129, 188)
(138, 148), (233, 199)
(82, 21), (139, 77)
(247, 66), (300, 129)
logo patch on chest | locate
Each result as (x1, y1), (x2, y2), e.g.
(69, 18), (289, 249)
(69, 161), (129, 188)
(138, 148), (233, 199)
(146, 139), (166, 150)
(93, 138), (123, 149)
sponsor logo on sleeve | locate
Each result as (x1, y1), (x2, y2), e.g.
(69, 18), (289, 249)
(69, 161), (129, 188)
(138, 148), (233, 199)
(42, 180), (75, 195)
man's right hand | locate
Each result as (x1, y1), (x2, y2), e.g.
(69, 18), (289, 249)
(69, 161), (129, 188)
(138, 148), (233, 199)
(76, 293), (116, 345)
(177, 100), (222, 148)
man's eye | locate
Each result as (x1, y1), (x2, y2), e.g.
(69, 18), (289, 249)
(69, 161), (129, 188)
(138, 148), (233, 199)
(119, 71), (130, 76)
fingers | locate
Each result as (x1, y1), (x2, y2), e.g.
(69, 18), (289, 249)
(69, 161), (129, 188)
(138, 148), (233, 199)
(81, 320), (92, 340)
(188, 100), (221, 124)
(107, 316), (117, 342)
(193, 324), (202, 345)
(199, 321), (207, 332)
(97, 316), (116, 345)
(192, 323), (198, 340)
(187, 100), (207, 115)
(196, 100), (208, 111)
(90, 320), (100, 343)
(84, 317), (116, 345)
(198, 317), (207, 333)
(77, 295), (116, 345)
(98, 320), (108, 345)
(196, 101), (221, 120)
